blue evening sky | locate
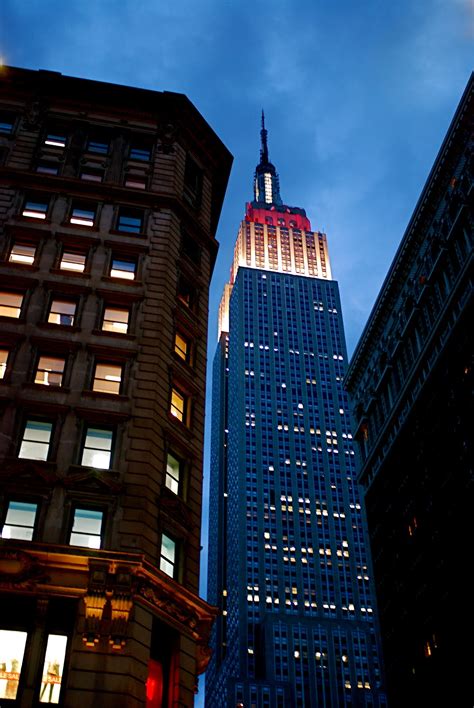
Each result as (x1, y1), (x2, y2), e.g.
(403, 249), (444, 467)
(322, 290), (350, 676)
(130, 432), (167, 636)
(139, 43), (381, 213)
(1, 1), (472, 702)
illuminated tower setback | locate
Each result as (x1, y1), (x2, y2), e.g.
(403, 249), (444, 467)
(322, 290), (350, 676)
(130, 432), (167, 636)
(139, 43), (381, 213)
(206, 116), (387, 707)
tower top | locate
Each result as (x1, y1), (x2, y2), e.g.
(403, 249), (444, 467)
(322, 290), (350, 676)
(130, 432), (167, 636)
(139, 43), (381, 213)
(253, 111), (283, 206)
(260, 110), (269, 164)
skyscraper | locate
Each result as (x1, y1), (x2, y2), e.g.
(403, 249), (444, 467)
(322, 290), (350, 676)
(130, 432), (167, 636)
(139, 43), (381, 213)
(0, 66), (231, 707)
(206, 116), (386, 707)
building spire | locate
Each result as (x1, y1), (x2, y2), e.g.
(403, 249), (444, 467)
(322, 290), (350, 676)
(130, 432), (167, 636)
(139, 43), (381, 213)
(253, 111), (283, 206)
(260, 110), (269, 164)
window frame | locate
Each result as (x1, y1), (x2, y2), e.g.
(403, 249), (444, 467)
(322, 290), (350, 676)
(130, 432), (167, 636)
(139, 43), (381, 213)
(47, 297), (77, 327)
(116, 207), (144, 235)
(0, 290), (24, 319)
(165, 450), (184, 496)
(159, 532), (178, 579)
(69, 202), (97, 228)
(59, 248), (87, 274)
(174, 331), (192, 364)
(91, 361), (124, 396)
(80, 425), (114, 470)
(34, 354), (66, 388)
(18, 418), (54, 462)
(109, 255), (137, 281)
(8, 241), (37, 266)
(1, 499), (39, 541)
(101, 305), (130, 335)
(22, 195), (49, 220)
(68, 505), (105, 550)
(170, 386), (189, 425)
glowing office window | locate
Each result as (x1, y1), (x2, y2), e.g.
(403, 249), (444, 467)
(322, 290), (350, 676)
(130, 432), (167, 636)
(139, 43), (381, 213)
(92, 363), (122, 395)
(174, 332), (189, 362)
(165, 452), (181, 495)
(48, 299), (76, 326)
(59, 251), (86, 273)
(160, 534), (176, 577)
(19, 420), (52, 461)
(39, 634), (68, 704)
(35, 356), (65, 387)
(69, 205), (95, 227)
(0, 348), (9, 378)
(0, 630), (27, 700)
(0, 291), (23, 318)
(9, 243), (36, 265)
(81, 427), (113, 469)
(170, 388), (186, 422)
(102, 306), (129, 334)
(44, 133), (66, 148)
(69, 508), (103, 549)
(1, 501), (38, 541)
(110, 257), (136, 280)
(22, 199), (48, 219)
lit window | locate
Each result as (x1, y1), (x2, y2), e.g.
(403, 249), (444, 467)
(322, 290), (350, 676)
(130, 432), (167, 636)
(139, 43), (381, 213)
(0, 291), (23, 318)
(1, 500), (38, 540)
(48, 299), (76, 326)
(165, 452), (181, 495)
(0, 348), (9, 378)
(35, 356), (65, 387)
(124, 175), (147, 190)
(60, 250), (86, 273)
(129, 143), (151, 162)
(0, 630), (27, 700)
(19, 420), (52, 461)
(22, 198), (48, 219)
(92, 362), (122, 395)
(160, 533), (176, 577)
(69, 508), (103, 549)
(69, 204), (95, 227)
(36, 161), (59, 175)
(86, 136), (108, 155)
(110, 257), (136, 280)
(80, 168), (103, 183)
(102, 306), (129, 334)
(81, 427), (113, 469)
(9, 243), (36, 265)
(170, 387), (186, 423)
(174, 332), (189, 362)
(39, 634), (68, 704)
(44, 133), (66, 148)
(117, 209), (143, 234)
(0, 112), (15, 134)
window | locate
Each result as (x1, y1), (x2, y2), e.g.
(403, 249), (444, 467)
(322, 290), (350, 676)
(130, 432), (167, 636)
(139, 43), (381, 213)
(44, 133), (67, 148)
(22, 197), (48, 219)
(36, 161), (59, 176)
(110, 257), (136, 280)
(170, 387), (186, 423)
(35, 356), (65, 386)
(0, 112), (16, 134)
(92, 362), (123, 395)
(102, 306), (129, 334)
(124, 174), (147, 190)
(0, 348), (9, 378)
(0, 291), (23, 318)
(117, 208), (143, 234)
(81, 427), (113, 469)
(165, 452), (181, 495)
(39, 634), (68, 703)
(177, 278), (195, 309)
(9, 242), (36, 265)
(181, 230), (201, 264)
(1, 500), (38, 540)
(69, 508), (103, 549)
(48, 299), (76, 326)
(19, 420), (53, 461)
(59, 250), (86, 273)
(129, 142), (151, 162)
(80, 167), (104, 183)
(86, 136), (108, 155)
(69, 204), (96, 227)
(174, 332), (190, 362)
(160, 533), (176, 577)
(0, 630), (28, 700)
(183, 154), (202, 208)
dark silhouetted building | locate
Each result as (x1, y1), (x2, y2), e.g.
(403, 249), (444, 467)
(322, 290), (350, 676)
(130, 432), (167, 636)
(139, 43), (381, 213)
(345, 74), (473, 706)
(206, 116), (386, 707)
(0, 66), (231, 707)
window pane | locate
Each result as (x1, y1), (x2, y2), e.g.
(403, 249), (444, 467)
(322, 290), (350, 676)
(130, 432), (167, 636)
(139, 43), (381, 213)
(0, 630), (28, 700)
(110, 258), (136, 280)
(48, 300), (76, 326)
(9, 243), (36, 265)
(2, 501), (38, 541)
(0, 349), (8, 379)
(70, 509), (103, 549)
(160, 534), (176, 577)
(19, 421), (52, 461)
(0, 291), (23, 318)
(70, 207), (95, 227)
(165, 453), (180, 494)
(102, 307), (129, 334)
(174, 333), (188, 361)
(124, 176), (146, 189)
(22, 200), (48, 219)
(170, 389), (185, 421)
(36, 162), (59, 175)
(39, 634), (68, 704)
(129, 146), (151, 162)
(60, 252), (86, 273)
(86, 138), (108, 155)
(93, 363), (122, 395)
(35, 356), (65, 386)
(81, 428), (113, 469)
(44, 134), (66, 148)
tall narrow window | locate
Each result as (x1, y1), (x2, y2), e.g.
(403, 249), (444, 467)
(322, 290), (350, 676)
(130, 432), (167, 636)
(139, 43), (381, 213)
(160, 534), (176, 577)
(69, 508), (103, 549)
(117, 208), (143, 234)
(174, 332), (190, 362)
(0, 348), (9, 378)
(0, 630), (28, 700)
(92, 363), (123, 395)
(102, 306), (129, 334)
(129, 142), (151, 162)
(9, 242), (36, 265)
(22, 198), (48, 219)
(59, 250), (86, 273)
(81, 427), (113, 469)
(48, 299), (76, 326)
(0, 291), (23, 318)
(69, 204), (96, 227)
(165, 452), (181, 495)
(1, 501), (38, 540)
(39, 634), (68, 704)
(110, 257), (136, 280)
(170, 387), (186, 423)
(35, 356), (65, 387)
(19, 420), (53, 461)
